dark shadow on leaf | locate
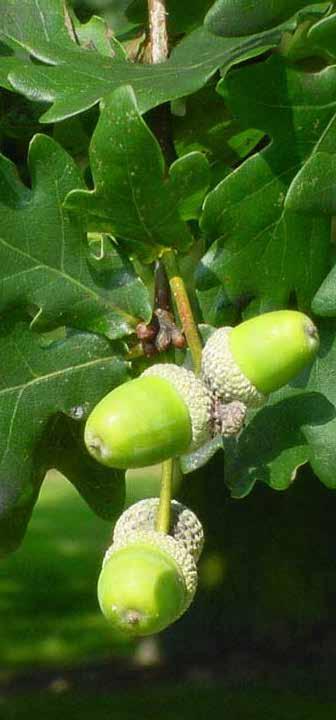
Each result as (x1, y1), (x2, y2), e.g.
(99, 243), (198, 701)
(225, 392), (335, 489)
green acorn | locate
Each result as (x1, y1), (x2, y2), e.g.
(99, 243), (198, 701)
(202, 310), (319, 407)
(85, 365), (212, 469)
(98, 499), (202, 636)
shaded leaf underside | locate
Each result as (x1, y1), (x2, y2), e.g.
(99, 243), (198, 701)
(0, 313), (130, 555)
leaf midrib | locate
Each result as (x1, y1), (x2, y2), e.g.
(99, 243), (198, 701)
(0, 237), (137, 326)
(0, 355), (118, 397)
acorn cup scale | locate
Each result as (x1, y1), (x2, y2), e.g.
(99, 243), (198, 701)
(114, 498), (204, 562)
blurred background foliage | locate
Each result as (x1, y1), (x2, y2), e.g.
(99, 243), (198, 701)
(2, 459), (336, 717)
(2, 457), (336, 671)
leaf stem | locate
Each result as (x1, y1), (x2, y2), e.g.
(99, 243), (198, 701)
(155, 459), (174, 533)
(163, 250), (203, 375)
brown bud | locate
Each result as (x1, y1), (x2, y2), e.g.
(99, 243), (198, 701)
(136, 322), (157, 342)
(171, 327), (186, 350)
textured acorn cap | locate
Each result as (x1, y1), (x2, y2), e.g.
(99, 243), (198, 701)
(202, 327), (266, 407)
(98, 541), (189, 636)
(142, 364), (212, 450)
(104, 529), (198, 607)
(113, 498), (204, 562)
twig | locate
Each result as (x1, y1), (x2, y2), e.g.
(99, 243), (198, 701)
(163, 250), (203, 376)
(147, 0), (175, 536)
(146, 0), (202, 535)
(148, 0), (169, 63)
(146, 3), (203, 375)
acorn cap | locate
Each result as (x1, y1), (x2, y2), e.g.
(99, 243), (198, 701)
(202, 327), (266, 407)
(142, 364), (212, 450)
(113, 498), (204, 562)
(98, 541), (190, 636)
(84, 374), (192, 469)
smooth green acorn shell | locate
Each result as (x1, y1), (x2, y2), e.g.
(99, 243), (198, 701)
(97, 542), (188, 636)
(230, 310), (319, 395)
(84, 375), (192, 469)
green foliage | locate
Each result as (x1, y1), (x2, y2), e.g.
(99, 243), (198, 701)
(0, 133), (151, 336)
(0, 313), (129, 554)
(1, 0), (69, 47)
(204, 0), (330, 36)
(2, 0), (289, 122)
(197, 54), (334, 316)
(65, 86), (208, 259)
(172, 83), (265, 179)
(1, 0), (336, 555)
